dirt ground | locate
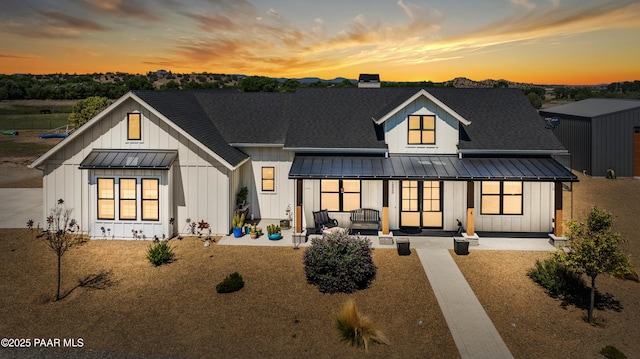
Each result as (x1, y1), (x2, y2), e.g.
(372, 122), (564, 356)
(1, 126), (640, 358)
(0, 130), (62, 188)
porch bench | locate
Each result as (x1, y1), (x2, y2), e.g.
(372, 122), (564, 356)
(349, 208), (381, 232)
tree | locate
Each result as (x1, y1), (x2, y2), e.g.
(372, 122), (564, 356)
(239, 76), (279, 92)
(554, 206), (633, 324)
(526, 92), (543, 109)
(68, 96), (112, 128)
(33, 199), (86, 301)
(125, 75), (154, 91)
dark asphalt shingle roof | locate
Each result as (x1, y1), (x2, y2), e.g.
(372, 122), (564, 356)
(539, 98), (640, 118)
(133, 87), (565, 166)
(284, 87), (417, 149)
(133, 90), (249, 167)
(426, 88), (566, 152)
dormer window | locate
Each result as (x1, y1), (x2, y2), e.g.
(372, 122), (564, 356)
(408, 115), (435, 144)
(127, 113), (141, 140)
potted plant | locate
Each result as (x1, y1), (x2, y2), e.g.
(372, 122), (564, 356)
(267, 224), (282, 240)
(236, 186), (248, 205)
(250, 224), (258, 239)
(232, 213), (245, 238)
(244, 223), (252, 235)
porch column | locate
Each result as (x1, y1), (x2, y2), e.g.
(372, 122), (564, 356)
(382, 180), (390, 234)
(296, 179), (303, 233)
(466, 181), (475, 236)
(554, 181), (563, 237)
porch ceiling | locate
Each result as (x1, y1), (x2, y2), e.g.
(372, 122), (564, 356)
(79, 149), (177, 170)
(288, 155), (578, 182)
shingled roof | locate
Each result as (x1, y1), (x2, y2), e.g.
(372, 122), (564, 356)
(426, 88), (567, 152)
(133, 87), (566, 164)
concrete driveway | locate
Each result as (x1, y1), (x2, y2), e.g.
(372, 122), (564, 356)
(0, 188), (42, 228)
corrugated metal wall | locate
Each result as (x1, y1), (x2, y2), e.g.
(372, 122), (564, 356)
(591, 109), (640, 177)
(550, 108), (640, 177)
(552, 116), (591, 174)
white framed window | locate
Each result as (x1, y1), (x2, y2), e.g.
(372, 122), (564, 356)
(481, 181), (523, 215)
(320, 179), (361, 212)
(408, 115), (435, 145)
(97, 178), (115, 220)
(127, 113), (141, 140)
(261, 167), (275, 192)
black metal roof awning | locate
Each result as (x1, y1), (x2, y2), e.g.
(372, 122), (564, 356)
(289, 155), (578, 182)
(79, 149), (177, 170)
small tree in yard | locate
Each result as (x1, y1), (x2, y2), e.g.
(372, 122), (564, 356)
(33, 199), (86, 301)
(554, 206), (633, 324)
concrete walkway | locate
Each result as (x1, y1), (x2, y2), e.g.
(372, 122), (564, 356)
(418, 248), (514, 359)
(0, 188), (42, 228)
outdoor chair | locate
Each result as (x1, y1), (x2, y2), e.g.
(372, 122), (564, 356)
(312, 209), (339, 234)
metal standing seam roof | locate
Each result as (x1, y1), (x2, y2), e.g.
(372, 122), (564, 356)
(289, 156), (578, 182)
(79, 150), (178, 170)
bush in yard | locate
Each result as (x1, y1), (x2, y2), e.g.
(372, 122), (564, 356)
(527, 258), (585, 298)
(600, 345), (627, 359)
(335, 298), (389, 351)
(216, 272), (244, 293)
(146, 241), (175, 266)
(303, 231), (376, 294)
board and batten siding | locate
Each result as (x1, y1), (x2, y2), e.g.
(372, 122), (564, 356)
(383, 96), (460, 155)
(41, 98), (233, 238)
(473, 181), (554, 233)
(238, 147), (295, 220)
(302, 179), (382, 230)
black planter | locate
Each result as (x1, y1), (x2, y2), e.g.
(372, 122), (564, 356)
(453, 237), (469, 255)
(396, 238), (411, 256)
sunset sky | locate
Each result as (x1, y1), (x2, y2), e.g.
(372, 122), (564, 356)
(1, 0), (639, 85)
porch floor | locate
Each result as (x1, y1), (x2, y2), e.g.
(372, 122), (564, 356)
(217, 219), (557, 252)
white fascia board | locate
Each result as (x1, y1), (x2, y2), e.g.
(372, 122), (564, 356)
(29, 92), (135, 168)
(283, 147), (388, 154)
(458, 149), (569, 155)
(30, 92), (239, 171)
(373, 89), (472, 126)
(128, 93), (237, 171)
(230, 143), (284, 148)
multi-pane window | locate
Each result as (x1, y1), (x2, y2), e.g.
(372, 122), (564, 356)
(142, 179), (159, 220)
(320, 179), (361, 212)
(127, 113), (141, 140)
(408, 115), (435, 144)
(262, 167), (275, 192)
(119, 178), (137, 220)
(481, 181), (523, 215)
(97, 178), (115, 220)
(97, 177), (159, 221)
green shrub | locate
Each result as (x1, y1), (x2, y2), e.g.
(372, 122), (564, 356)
(146, 241), (175, 266)
(527, 258), (585, 298)
(216, 272), (244, 293)
(601, 345), (627, 359)
(335, 299), (389, 351)
(303, 231), (377, 294)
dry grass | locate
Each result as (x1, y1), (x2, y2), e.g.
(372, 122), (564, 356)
(453, 173), (640, 359)
(0, 231), (457, 358)
(335, 298), (390, 351)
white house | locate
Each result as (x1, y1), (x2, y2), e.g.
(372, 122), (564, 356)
(30, 87), (577, 240)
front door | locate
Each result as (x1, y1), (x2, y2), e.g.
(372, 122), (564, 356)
(400, 180), (443, 229)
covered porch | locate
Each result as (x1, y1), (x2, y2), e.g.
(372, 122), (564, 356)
(288, 155), (578, 240)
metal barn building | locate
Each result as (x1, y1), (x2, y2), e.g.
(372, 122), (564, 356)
(540, 98), (640, 177)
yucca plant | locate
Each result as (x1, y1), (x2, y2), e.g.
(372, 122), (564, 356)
(146, 241), (175, 266)
(335, 299), (389, 351)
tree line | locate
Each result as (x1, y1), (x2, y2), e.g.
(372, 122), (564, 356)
(1, 73), (638, 104)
